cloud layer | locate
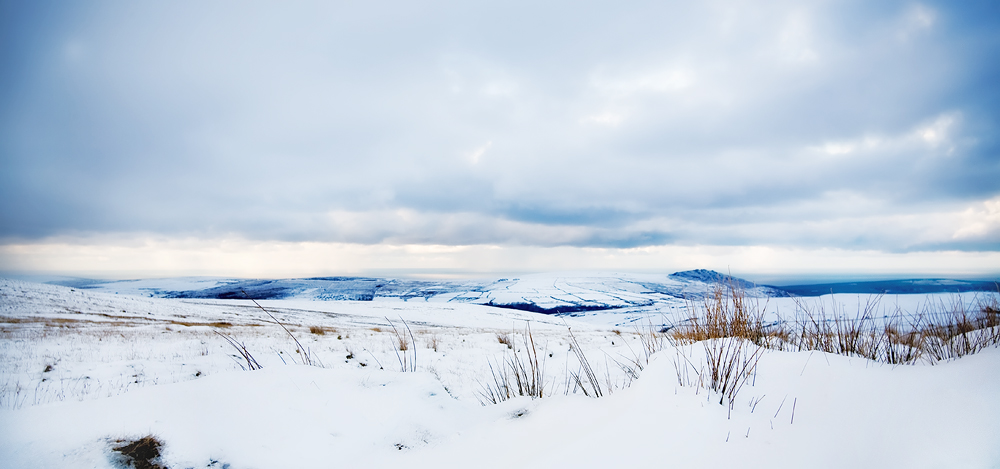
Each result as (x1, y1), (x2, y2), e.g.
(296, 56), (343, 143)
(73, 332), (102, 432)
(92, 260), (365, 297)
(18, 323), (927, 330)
(1, 0), (998, 263)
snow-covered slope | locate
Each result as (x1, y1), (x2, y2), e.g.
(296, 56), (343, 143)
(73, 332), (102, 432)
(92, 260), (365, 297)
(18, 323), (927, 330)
(2, 278), (999, 468)
(55, 270), (790, 314)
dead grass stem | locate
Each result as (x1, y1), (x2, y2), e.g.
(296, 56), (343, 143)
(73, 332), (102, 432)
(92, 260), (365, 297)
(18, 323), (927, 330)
(386, 317), (417, 372)
(241, 290), (316, 366)
(477, 323), (546, 404)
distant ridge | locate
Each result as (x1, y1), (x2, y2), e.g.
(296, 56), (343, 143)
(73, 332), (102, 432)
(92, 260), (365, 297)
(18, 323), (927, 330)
(40, 270), (782, 315)
(32, 271), (999, 313)
(779, 279), (999, 297)
(668, 269), (772, 292)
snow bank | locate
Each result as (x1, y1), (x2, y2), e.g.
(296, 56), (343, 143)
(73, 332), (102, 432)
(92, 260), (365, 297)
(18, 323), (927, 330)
(2, 347), (998, 468)
(2, 278), (999, 468)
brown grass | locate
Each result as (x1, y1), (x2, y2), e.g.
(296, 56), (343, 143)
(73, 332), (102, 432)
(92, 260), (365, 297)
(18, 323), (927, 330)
(789, 293), (1000, 364)
(667, 283), (766, 406)
(0, 315), (234, 329)
(429, 335), (440, 352)
(664, 283), (1000, 406)
(668, 283), (776, 348)
(921, 295), (1000, 361)
(169, 320), (233, 328)
(0, 316), (93, 326)
(496, 332), (513, 349)
(671, 283), (1000, 373)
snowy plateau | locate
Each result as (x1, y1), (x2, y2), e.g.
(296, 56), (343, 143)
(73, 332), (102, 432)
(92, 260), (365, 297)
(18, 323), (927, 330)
(0, 271), (998, 468)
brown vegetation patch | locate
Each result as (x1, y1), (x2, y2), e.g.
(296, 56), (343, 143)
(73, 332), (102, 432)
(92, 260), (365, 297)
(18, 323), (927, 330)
(0, 316), (101, 327)
(111, 435), (165, 469)
(669, 284), (1000, 365)
(308, 325), (338, 335)
(167, 320), (233, 328)
(0, 315), (238, 330)
(496, 332), (513, 349)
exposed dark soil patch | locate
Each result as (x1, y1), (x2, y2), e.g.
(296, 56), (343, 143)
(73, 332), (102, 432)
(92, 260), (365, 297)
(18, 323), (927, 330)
(111, 435), (165, 469)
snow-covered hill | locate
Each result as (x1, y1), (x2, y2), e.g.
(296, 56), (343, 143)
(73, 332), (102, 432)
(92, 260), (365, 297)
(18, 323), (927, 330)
(49, 270), (790, 314)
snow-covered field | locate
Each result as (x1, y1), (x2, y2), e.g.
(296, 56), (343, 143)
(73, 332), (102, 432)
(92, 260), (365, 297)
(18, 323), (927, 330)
(1, 277), (998, 468)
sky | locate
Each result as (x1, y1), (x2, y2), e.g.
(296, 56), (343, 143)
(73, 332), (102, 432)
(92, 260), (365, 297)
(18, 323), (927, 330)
(1, 0), (999, 282)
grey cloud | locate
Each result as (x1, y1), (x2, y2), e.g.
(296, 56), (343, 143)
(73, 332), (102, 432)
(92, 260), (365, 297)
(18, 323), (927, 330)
(1, 0), (998, 252)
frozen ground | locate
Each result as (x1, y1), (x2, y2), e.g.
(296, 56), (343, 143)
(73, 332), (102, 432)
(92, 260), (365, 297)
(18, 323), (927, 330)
(1, 277), (998, 468)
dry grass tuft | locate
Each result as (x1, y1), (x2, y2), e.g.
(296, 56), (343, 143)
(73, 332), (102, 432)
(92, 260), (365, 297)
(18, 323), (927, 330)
(668, 282), (1000, 404)
(668, 283), (766, 406)
(669, 283), (773, 347)
(478, 323), (546, 404)
(790, 293), (1000, 364)
(386, 317), (417, 372)
(702, 337), (764, 406)
(496, 332), (513, 349)
(215, 331), (262, 371)
(568, 327), (603, 398)
(921, 294), (1000, 362)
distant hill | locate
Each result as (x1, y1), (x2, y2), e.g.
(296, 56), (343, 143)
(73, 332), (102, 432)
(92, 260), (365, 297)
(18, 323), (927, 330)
(779, 279), (999, 296)
(36, 271), (998, 313)
(42, 270), (784, 315)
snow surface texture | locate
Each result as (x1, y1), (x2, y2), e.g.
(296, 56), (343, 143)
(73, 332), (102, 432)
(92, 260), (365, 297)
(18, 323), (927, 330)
(1, 278), (999, 468)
